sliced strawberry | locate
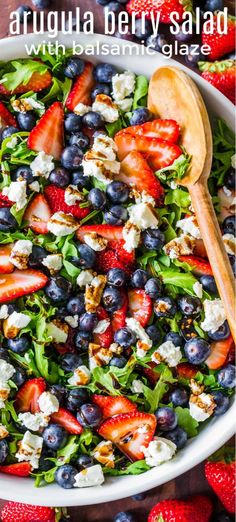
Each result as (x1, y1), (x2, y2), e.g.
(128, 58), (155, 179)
(0, 101), (17, 128)
(44, 185), (89, 220)
(27, 101), (64, 160)
(92, 395), (137, 419)
(0, 462), (31, 477)
(98, 411), (157, 461)
(112, 291), (128, 332)
(122, 119), (180, 142)
(176, 362), (198, 379)
(77, 225), (124, 242)
(128, 289), (152, 327)
(51, 408), (83, 435)
(15, 378), (47, 413)
(66, 62), (95, 111)
(206, 335), (234, 370)
(0, 70), (52, 95)
(0, 269), (48, 303)
(93, 306), (113, 348)
(143, 362), (160, 385)
(115, 131), (182, 168)
(119, 151), (164, 203)
(24, 194), (52, 234)
(0, 193), (13, 208)
(0, 243), (14, 274)
(96, 249), (126, 273)
(178, 255), (213, 276)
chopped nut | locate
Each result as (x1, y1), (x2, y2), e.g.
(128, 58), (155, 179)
(0, 424), (9, 439)
(85, 275), (107, 313)
(190, 379), (205, 396)
(164, 234), (195, 259)
(92, 441), (115, 468)
(190, 393), (215, 415)
(12, 98), (34, 112)
(88, 343), (112, 370)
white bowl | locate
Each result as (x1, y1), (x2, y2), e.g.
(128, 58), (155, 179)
(0, 32), (235, 506)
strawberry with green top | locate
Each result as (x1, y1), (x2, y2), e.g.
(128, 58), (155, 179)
(201, 15), (236, 62)
(126, 0), (193, 24)
(205, 446), (235, 513)
(199, 60), (236, 105)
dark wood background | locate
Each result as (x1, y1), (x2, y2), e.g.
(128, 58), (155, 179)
(0, 1), (233, 519)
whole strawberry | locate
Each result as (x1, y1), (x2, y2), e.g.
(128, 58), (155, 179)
(126, 0), (192, 24)
(148, 495), (213, 522)
(202, 15), (236, 61)
(1, 502), (55, 522)
(205, 446), (236, 514)
(199, 60), (235, 104)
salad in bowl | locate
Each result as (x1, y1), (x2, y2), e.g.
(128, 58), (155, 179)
(0, 47), (235, 492)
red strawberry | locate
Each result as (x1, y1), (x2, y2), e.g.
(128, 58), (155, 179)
(119, 151), (164, 203)
(178, 255), (213, 276)
(176, 362), (198, 379)
(0, 102), (17, 128)
(98, 411), (156, 461)
(15, 378), (46, 413)
(0, 193), (13, 208)
(93, 306), (113, 348)
(0, 462), (31, 477)
(66, 62), (95, 111)
(77, 224), (123, 242)
(206, 334), (234, 370)
(205, 447), (235, 513)
(199, 60), (236, 105)
(54, 326), (77, 356)
(148, 495), (212, 522)
(128, 289), (152, 327)
(0, 244), (14, 274)
(24, 194), (52, 234)
(92, 394), (137, 418)
(143, 362), (160, 385)
(115, 131), (182, 168)
(96, 248), (126, 273)
(122, 119), (180, 142)
(0, 70), (52, 96)
(28, 101), (64, 160)
(201, 16), (236, 61)
(1, 502), (55, 522)
(0, 269), (48, 303)
(126, 0), (192, 24)
(44, 185), (89, 220)
(51, 408), (83, 435)
(112, 292), (128, 332)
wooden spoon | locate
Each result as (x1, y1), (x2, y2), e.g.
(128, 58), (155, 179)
(148, 66), (236, 342)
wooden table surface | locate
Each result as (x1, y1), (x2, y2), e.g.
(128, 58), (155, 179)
(0, 1), (233, 520)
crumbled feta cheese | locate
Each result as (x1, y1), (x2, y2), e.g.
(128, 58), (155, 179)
(30, 151), (54, 179)
(128, 203), (159, 230)
(18, 412), (49, 431)
(64, 185), (84, 206)
(0, 423), (9, 439)
(223, 233), (236, 256)
(84, 232), (108, 251)
(130, 189), (156, 207)
(7, 136), (18, 149)
(201, 299), (226, 333)
(68, 365), (91, 386)
(74, 464), (105, 488)
(93, 319), (110, 334)
(115, 98), (133, 112)
(190, 378), (204, 396)
(77, 270), (94, 287)
(46, 321), (68, 343)
(92, 441), (115, 468)
(92, 94), (119, 123)
(9, 240), (33, 270)
(193, 281), (203, 298)
(42, 254), (63, 273)
(112, 71), (136, 101)
(176, 216), (201, 239)
(85, 275), (107, 313)
(88, 343), (112, 370)
(189, 392), (215, 422)
(47, 212), (79, 236)
(122, 221), (141, 253)
(152, 341), (182, 367)
(0, 380), (10, 407)
(136, 341), (151, 359)
(73, 103), (92, 116)
(65, 315), (79, 328)
(164, 234), (195, 259)
(28, 180), (40, 192)
(131, 379), (143, 394)
(16, 431), (43, 469)
(82, 151), (120, 184)
(7, 311), (31, 330)
(92, 134), (117, 161)
(231, 153), (236, 169)
(0, 305), (9, 320)
(38, 391), (59, 415)
(170, 180), (177, 189)
(2, 180), (27, 210)
(126, 317), (152, 347)
(141, 437), (177, 467)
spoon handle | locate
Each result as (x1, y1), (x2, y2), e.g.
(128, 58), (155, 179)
(189, 181), (236, 343)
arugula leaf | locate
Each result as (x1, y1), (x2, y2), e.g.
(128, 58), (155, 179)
(159, 269), (198, 296)
(106, 118), (123, 138)
(175, 406), (199, 437)
(132, 75), (148, 110)
(156, 153), (191, 182)
(142, 365), (176, 413)
(165, 187), (191, 209)
(104, 460), (150, 476)
(0, 161), (11, 189)
(0, 60), (48, 91)
(211, 119), (235, 186)
(56, 436), (80, 466)
(88, 367), (121, 395)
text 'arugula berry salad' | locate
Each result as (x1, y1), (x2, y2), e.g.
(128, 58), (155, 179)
(0, 49), (235, 490)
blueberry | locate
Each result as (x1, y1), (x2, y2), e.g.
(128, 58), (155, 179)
(16, 5), (33, 23)
(224, 168), (235, 190)
(229, 254), (236, 276)
(71, 169), (90, 189)
(180, 316), (198, 341)
(67, 295), (85, 315)
(164, 331), (184, 348)
(114, 30), (134, 42)
(91, 83), (111, 101)
(88, 188), (106, 209)
(96, 0), (110, 4)
(184, 337), (211, 364)
(217, 364), (236, 389)
(11, 366), (26, 387)
(16, 111), (36, 131)
(82, 112), (104, 130)
(134, 19), (152, 40)
(77, 403), (102, 427)
(75, 331), (92, 352)
(69, 132), (90, 151)
(146, 325), (160, 344)
(211, 391), (230, 416)
(13, 165), (34, 184)
(77, 244), (96, 269)
(45, 276), (72, 303)
(131, 492), (146, 501)
(66, 388), (89, 411)
(208, 320), (230, 341)
(106, 181), (129, 204)
(222, 215), (236, 235)
(114, 327), (136, 348)
(61, 145), (84, 170)
(130, 108), (152, 126)
(0, 348), (10, 363)
(107, 268), (127, 287)
(94, 63), (117, 83)
(64, 58), (85, 79)
(65, 113), (82, 134)
(114, 513), (135, 522)
(60, 353), (83, 372)
(146, 34), (168, 51)
(102, 286), (124, 312)
(50, 384), (67, 405)
(142, 228), (165, 250)
(0, 439), (8, 464)
(131, 269), (148, 289)
(32, 0), (51, 7)
(6, 334), (30, 354)
(39, 448), (56, 471)
(77, 454), (94, 469)
(199, 275), (217, 294)
(55, 464), (77, 489)
(154, 297), (177, 317)
(178, 296), (202, 316)
(165, 427), (188, 449)
(42, 424), (67, 450)
(0, 208), (17, 232)
(174, 26), (193, 42)
(1, 126), (18, 142)
(145, 277), (162, 299)
(170, 388), (189, 407)
(185, 45), (204, 67)
(154, 407), (178, 431)
(104, 205), (128, 225)
(109, 355), (127, 368)
(48, 167), (70, 188)
(105, 1), (123, 20)
(79, 312), (98, 332)
(28, 245), (47, 268)
(204, 0), (223, 11)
